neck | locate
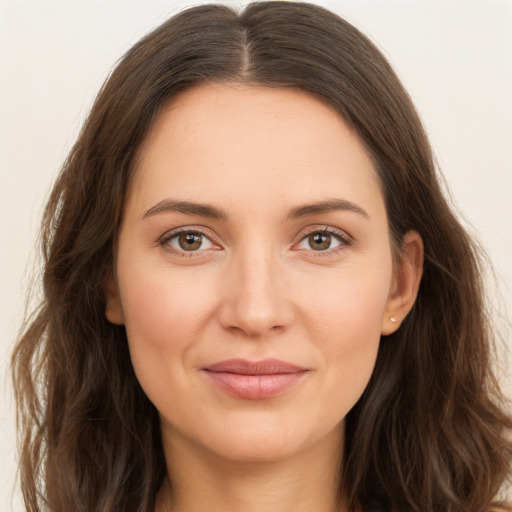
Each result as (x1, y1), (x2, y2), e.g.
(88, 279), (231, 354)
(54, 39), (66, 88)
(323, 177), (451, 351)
(155, 425), (347, 512)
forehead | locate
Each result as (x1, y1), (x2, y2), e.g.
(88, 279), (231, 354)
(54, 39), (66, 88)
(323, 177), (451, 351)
(128, 83), (383, 219)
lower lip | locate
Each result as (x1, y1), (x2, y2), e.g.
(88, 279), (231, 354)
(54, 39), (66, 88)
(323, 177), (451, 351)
(203, 371), (309, 400)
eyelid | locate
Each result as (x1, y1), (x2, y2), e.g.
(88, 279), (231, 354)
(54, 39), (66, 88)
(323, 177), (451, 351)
(157, 224), (352, 258)
(299, 225), (353, 241)
(292, 225), (353, 254)
(159, 226), (222, 256)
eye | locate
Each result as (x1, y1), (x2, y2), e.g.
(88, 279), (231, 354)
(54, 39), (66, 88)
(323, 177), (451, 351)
(295, 229), (349, 252)
(163, 230), (217, 253)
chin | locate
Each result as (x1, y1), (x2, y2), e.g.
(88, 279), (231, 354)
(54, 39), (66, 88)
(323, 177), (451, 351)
(194, 416), (344, 466)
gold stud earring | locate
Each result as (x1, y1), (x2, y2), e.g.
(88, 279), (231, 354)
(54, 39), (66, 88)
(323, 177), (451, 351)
(390, 316), (397, 323)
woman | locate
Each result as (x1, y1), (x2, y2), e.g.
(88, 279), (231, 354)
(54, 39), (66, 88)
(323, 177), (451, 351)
(11, 2), (512, 511)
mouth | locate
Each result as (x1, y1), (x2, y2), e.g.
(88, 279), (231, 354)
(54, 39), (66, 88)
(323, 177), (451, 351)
(202, 358), (310, 400)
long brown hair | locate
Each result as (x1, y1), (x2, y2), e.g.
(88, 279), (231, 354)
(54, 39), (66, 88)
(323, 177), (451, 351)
(12, 2), (512, 511)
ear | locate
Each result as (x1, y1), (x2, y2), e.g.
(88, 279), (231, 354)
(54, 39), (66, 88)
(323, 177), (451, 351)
(381, 230), (423, 335)
(104, 276), (125, 325)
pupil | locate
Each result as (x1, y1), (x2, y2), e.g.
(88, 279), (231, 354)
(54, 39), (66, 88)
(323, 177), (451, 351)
(309, 233), (331, 250)
(179, 233), (202, 251)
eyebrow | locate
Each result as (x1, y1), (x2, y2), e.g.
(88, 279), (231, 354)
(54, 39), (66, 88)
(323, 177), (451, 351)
(286, 199), (369, 220)
(142, 198), (369, 221)
(143, 200), (228, 220)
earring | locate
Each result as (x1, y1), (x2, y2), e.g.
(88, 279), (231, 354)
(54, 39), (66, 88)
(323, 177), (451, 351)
(390, 316), (397, 323)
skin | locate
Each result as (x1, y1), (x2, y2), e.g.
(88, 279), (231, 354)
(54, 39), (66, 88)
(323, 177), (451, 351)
(105, 83), (423, 512)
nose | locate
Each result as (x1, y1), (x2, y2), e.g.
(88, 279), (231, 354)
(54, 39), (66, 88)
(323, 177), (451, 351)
(218, 245), (294, 338)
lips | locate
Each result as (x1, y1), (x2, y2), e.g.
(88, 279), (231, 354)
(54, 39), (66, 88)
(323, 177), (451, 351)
(202, 358), (309, 400)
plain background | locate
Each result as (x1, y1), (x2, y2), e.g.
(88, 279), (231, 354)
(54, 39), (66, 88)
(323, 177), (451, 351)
(1, 0), (511, 509)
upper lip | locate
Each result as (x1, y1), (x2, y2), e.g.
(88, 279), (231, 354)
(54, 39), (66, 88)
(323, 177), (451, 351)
(204, 358), (307, 375)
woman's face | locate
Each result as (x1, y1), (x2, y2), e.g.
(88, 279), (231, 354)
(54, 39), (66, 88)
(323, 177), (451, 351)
(106, 83), (420, 464)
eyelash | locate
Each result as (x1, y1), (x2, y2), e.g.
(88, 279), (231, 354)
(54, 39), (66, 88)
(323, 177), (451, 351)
(159, 227), (220, 258)
(159, 226), (352, 258)
(295, 227), (352, 257)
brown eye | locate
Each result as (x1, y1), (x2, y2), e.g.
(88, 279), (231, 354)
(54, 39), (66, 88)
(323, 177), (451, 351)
(308, 233), (332, 251)
(163, 230), (217, 255)
(295, 229), (346, 253)
(178, 232), (203, 251)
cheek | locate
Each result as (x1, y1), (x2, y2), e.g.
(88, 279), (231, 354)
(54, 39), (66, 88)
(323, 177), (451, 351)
(301, 259), (391, 341)
(299, 261), (391, 404)
(116, 259), (218, 388)
(119, 260), (215, 336)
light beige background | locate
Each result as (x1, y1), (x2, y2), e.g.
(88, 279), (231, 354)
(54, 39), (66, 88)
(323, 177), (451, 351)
(1, 1), (511, 509)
